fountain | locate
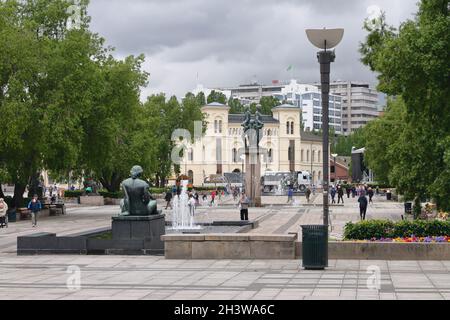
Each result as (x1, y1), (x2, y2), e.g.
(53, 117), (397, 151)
(171, 180), (202, 231)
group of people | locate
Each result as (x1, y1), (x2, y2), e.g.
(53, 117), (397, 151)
(0, 195), (43, 228)
(287, 186), (314, 204)
(164, 186), (250, 221)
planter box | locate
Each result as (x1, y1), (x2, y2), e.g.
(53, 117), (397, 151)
(162, 233), (297, 260)
(295, 241), (450, 261)
(104, 198), (122, 206)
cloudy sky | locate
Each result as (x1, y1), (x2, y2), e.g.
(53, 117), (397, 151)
(87, 0), (419, 99)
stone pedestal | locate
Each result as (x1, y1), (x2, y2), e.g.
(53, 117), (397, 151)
(245, 148), (262, 207)
(112, 214), (165, 252)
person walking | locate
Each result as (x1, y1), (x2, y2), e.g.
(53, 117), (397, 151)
(306, 187), (312, 203)
(238, 193), (250, 221)
(337, 186), (345, 204)
(188, 193), (196, 217)
(210, 190), (216, 207)
(287, 187), (294, 204)
(346, 186), (351, 199)
(28, 195), (42, 227)
(165, 191), (173, 210)
(0, 198), (8, 228)
(368, 187), (374, 204)
(358, 193), (368, 221)
(312, 185), (316, 196)
(330, 187), (337, 204)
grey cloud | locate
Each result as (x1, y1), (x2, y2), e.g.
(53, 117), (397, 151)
(87, 0), (419, 97)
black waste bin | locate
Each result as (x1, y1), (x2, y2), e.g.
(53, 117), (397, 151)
(301, 225), (328, 270)
(404, 202), (412, 215)
(7, 209), (16, 223)
(386, 192), (392, 201)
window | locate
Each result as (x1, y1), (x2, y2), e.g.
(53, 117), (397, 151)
(318, 151), (321, 162)
(312, 150), (316, 163)
(232, 148), (238, 163)
(291, 122), (294, 135)
(286, 122), (290, 135)
(188, 149), (194, 162)
(214, 120), (218, 133)
(288, 147), (292, 161)
(219, 120), (223, 134)
(268, 149), (273, 163)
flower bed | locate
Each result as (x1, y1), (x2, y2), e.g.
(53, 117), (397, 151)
(351, 236), (450, 243)
(344, 220), (450, 241)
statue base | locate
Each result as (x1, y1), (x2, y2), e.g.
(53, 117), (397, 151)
(112, 213), (165, 252)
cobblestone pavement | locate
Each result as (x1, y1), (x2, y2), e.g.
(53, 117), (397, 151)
(0, 255), (449, 300)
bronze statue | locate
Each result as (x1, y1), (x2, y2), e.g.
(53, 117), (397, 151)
(241, 104), (264, 149)
(120, 166), (158, 216)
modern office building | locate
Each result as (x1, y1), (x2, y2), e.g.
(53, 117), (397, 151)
(315, 81), (380, 135)
(215, 83), (285, 105)
(273, 81), (343, 135)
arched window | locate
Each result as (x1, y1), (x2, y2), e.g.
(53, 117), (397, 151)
(219, 120), (223, 133)
(268, 149), (273, 163)
(312, 150), (316, 164)
(318, 171), (322, 183)
(291, 122), (294, 135)
(188, 170), (194, 184)
(268, 129), (272, 136)
(286, 122), (290, 135)
(188, 148), (194, 162)
(232, 148), (238, 163)
(214, 120), (218, 133)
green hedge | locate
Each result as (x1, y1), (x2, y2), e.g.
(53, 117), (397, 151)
(150, 188), (171, 194)
(64, 190), (84, 198)
(344, 220), (450, 240)
(99, 191), (124, 199)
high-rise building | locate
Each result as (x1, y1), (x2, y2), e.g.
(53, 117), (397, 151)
(316, 81), (380, 135)
(273, 81), (343, 135)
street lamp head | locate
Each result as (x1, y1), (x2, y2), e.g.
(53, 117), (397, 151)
(332, 153), (338, 158)
(306, 28), (344, 50)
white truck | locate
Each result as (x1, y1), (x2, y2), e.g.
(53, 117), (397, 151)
(262, 171), (312, 194)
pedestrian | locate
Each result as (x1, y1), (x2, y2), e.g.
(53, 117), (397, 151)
(368, 188), (374, 204)
(28, 195), (42, 228)
(312, 185), (316, 196)
(165, 191), (173, 210)
(337, 186), (344, 204)
(358, 193), (368, 221)
(194, 192), (200, 206)
(188, 193), (196, 217)
(346, 186), (351, 199)
(330, 187), (337, 204)
(238, 193), (250, 221)
(287, 187), (294, 203)
(0, 198), (8, 228)
(210, 190), (216, 207)
(306, 187), (312, 203)
(352, 186), (356, 198)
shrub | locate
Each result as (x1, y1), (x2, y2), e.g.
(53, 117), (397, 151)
(99, 191), (124, 199)
(344, 220), (450, 240)
(150, 188), (170, 194)
(64, 190), (84, 198)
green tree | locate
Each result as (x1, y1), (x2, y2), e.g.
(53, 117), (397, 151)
(228, 97), (244, 114)
(360, 0), (450, 210)
(259, 96), (281, 115)
(207, 90), (227, 104)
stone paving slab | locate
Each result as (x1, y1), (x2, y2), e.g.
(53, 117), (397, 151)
(0, 255), (448, 300)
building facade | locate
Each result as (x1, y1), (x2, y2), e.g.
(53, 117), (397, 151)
(316, 81), (380, 135)
(273, 81), (343, 135)
(181, 103), (326, 186)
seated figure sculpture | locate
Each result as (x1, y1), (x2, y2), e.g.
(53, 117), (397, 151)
(120, 166), (158, 216)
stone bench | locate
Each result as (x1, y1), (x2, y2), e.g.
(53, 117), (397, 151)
(162, 233), (297, 260)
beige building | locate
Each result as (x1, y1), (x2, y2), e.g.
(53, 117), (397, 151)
(181, 103), (326, 186)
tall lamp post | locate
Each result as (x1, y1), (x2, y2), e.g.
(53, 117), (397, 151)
(306, 28), (344, 227)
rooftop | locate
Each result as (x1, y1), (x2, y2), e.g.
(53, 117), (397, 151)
(228, 114), (280, 124)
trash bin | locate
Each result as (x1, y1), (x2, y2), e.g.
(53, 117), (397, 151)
(7, 209), (16, 223)
(301, 225), (328, 270)
(386, 191), (392, 201)
(404, 202), (412, 215)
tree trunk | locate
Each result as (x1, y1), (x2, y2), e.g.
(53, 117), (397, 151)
(0, 183), (5, 199)
(13, 184), (27, 209)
